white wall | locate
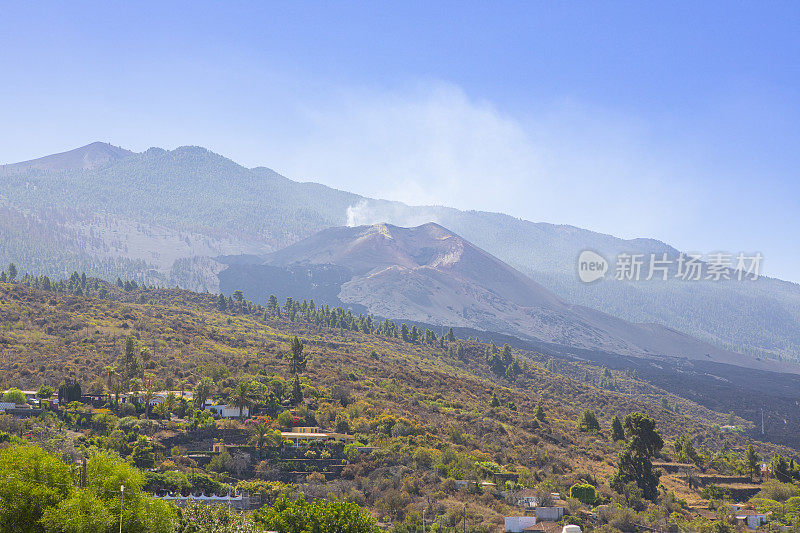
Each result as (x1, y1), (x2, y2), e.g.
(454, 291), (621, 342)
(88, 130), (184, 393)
(505, 516), (537, 532)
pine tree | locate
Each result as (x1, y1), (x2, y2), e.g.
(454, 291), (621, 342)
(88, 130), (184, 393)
(7, 263), (16, 282)
(289, 336), (306, 374)
(745, 444), (759, 480)
(610, 412), (664, 501)
(291, 374), (303, 405)
(578, 409), (601, 432)
(611, 414), (625, 441)
(121, 336), (139, 386)
(490, 392), (501, 408)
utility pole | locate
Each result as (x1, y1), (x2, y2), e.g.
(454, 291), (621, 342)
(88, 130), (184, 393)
(422, 508), (426, 533)
(119, 485), (125, 533)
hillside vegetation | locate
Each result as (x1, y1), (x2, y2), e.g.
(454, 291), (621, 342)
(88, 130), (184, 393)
(0, 274), (798, 531)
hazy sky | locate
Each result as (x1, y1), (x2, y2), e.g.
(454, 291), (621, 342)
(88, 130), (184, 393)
(2, 2), (800, 281)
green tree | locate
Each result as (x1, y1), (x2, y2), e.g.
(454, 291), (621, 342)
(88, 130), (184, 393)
(675, 435), (700, 465)
(771, 454), (792, 483)
(82, 450), (175, 532)
(121, 336), (139, 385)
(230, 381), (254, 419)
(0, 444), (72, 533)
(40, 489), (114, 533)
(610, 412), (664, 501)
(577, 409), (601, 432)
(194, 377), (214, 410)
(37, 385), (54, 400)
(490, 392), (501, 408)
(139, 348), (151, 383)
(745, 445), (759, 480)
(534, 402), (546, 422)
(291, 374), (303, 405)
(267, 294), (279, 317)
(7, 263), (17, 282)
(2, 388), (28, 405)
(288, 336), (306, 375)
(141, 373), (160, 418)
(570, 483), (598, 505)
(176, 501), (262, 533)
(252, 495), (379, 533)
(611, 414), (625, 441)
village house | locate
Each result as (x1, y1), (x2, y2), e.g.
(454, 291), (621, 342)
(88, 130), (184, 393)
(207, 403), (249, 419)
(535, 506), (566, 522)
(510, 489), (540, 509)
(454, 479), (496, 490)
(736, 509), (768, 530)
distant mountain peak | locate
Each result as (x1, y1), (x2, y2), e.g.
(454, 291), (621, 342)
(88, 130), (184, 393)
(3, 141), (134, 172)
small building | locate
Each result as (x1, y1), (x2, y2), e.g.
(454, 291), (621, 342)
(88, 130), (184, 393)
(511, 489), (540, 509)
(535, 507), (566, 522)
(455, 479), (497, 490)
(736, 510), (768, 530)
(505, 516), (537, 533)
(207, 404), (248, 418)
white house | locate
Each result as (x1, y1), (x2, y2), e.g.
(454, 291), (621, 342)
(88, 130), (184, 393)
(511, 489), (540, 508)
(206, 404), (248, 418)
(505, 516), (537, 533)
(736, 510), (768, 529)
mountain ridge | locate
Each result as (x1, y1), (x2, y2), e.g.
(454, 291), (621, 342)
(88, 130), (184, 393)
(2, 141), (133, 172)
(1, 142), (799, 364)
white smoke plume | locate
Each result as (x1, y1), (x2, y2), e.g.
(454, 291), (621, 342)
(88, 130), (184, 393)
(346, 199), (442, 229)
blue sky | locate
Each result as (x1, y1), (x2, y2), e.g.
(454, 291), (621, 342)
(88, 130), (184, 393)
(2, 1), (800, 281)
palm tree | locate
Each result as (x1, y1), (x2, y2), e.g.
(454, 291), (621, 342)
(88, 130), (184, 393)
(164, 392), (177, 418)
(141, 373), (161, 418)
(229, 381), (254, 419)
(104, 365), (117, 404)
(193, 377), (213, 411)
(109, 377), (125, 409)
(139, 348), (151, 382)
(249, 422), (282, 459)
